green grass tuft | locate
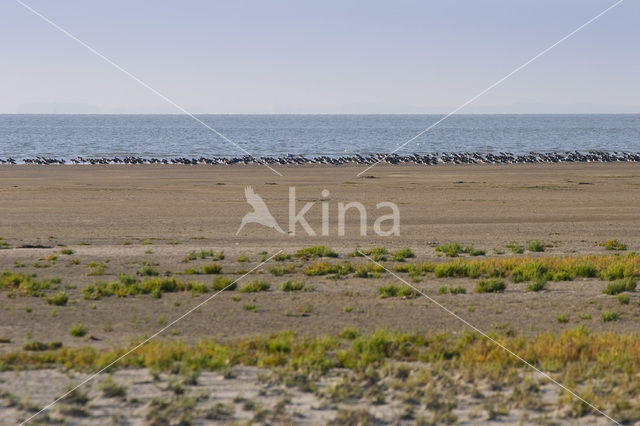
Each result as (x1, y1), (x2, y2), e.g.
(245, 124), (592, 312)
(239, 280), (270, 293)
(296, 246), (338, 259)
(526, 240), (545, 252)
(476, 279), (506, 293)
(281, 280), (304, 292)
(603, 278), (636, 295)
(603, 239), (627, 251)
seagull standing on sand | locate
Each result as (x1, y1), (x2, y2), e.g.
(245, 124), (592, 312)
(236, 186), (285, 235)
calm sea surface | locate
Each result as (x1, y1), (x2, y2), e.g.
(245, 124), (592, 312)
(1, 114), (639, 159)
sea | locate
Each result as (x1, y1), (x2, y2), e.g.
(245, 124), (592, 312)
(1, 114), (639, 160)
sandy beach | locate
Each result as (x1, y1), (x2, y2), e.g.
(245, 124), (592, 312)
(1, 163), (639, 424)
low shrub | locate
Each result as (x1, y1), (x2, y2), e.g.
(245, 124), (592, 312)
(526, 277), (547, 292)
(46, 291), (69, 306)
(476, 279), (506, 293)
(601, 311), (620, 322)
(391, 248), (415, 262)
(281, 280), (304, 292)
(526, 240), (545, 252)
(212, 277), (236, 291)
(603, 278), (636, 295)
(603, 239), (627, 251)
(70, 324), (87, 337)
(378, 284), (416, 299)
(304, 261), (352, 276)
(202, 263), (222, 274)
(239, 280), (270, 293)
(296, 246), (338, 259)
(435, 243), (463, 257)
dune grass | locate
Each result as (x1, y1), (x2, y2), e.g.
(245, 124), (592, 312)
(295, 246), (338, 259)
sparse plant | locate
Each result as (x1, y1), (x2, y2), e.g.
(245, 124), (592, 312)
(46, 291), (69, 306)
(138, 265), (159, 276)
(60, 249), (74, 255)
(87, 262), (105, 276)
(236, 253), (250, 263)
(243, 304), (257, 312)
(603, 239), (627, 251)
(212, 277), (236, 291)
(616, 294), (630, 305)
(506, 242), (523, 254)
(526, 240), (545, 252)
(601, 311), (620, 322)
(99, 376), (127, 398)
(435, 242), (463, 257)
(556, 313), (569, 323)
(239, 280), (270, 293)
(476, 279), (506, 293)
(274, 252), (292, 261)
(603, 278), (636, 295)
(295, 246), (338, 259)
(281, 280), (304, 291)
(202, 263), (222, 274)
(378, 284), (416, 299)
(391, 248), (415, 261)
(69, 324), (87, 337)
(527, 277), (547, 292)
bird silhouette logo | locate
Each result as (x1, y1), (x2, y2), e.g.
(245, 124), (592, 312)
(236, 186), (285, 235)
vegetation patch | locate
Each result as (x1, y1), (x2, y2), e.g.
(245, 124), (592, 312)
(239, 280), (270, 293)
(212, 277), (236, 291)
(46, 291), (69, 306)
(304, 261), (352, 277)
(295, 246), (338, 259)
(603, 278), (636, 295)
(476, 279), (506, 293)
(351, 247), (388, 261)
(281, 280), (305, 292)
(378, 284), (417, 299)
(526, 240), (545, 252)
(603, 239), (627, 251)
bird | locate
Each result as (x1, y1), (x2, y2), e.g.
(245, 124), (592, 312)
(235, 186), (285, 235)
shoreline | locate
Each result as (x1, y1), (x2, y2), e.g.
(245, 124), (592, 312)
(1, 150), (639, 165)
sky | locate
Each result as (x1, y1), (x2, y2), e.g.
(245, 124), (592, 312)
(1, 0), (638, 114)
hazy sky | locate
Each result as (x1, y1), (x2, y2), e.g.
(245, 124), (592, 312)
(1, 0), (638, 113)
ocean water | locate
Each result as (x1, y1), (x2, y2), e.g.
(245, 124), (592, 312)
(0, 114), (639, 159)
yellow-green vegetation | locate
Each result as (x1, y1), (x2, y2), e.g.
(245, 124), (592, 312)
(616, 294), (630, 305)
(603, 239), (627, 251)
(60, 248), (74, 255)
(238, 280), (270, 293)
(137, 265), (159, 276)
(396, 253), (639, 284)
(435, 242), (463, 257)
(23, 341), (62, 351)
(351, 247), (388, 261)
(202, 263), (222, 274)
(0, 238), (9, 250)
(391, 248), (415, 262)
(236, 253), (250, 263)
(281, 280), (304, 292)
(295, 246), (338, 259)
(269, 264), (296, 276)
(83, 276), (183, 299)
(87, 262), (105, 276)
(243, 304), (257, 312)
(46, 291), (69, 306)
(99, 375), (127, 398)
(476, 279), (506, 293)
(603, 277), (636, 295)
(435, 243), (485, 257)
(526, 277), (547, 292)
(393, 262), (435, 282)
(526, 240), (545, 252)
(212, 276), (236, 291)
(378, 283), (416, 299)
(556, 313), (569, 324)
(438, 285), (466, 295)
(304, 261), (352, 276)
(182, 249), (225, 263)
(353, 262), (384, 278)
(601, 312), (620, 322)
(3, 327), (640, 423)
(274, 252), (292, 261)
(69, 324), (87, 337)
(506, 242), (524, 254)
(0, 272), (58, 297)
(142, 239), (153, 245)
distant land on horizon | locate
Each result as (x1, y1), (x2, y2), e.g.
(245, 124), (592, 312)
(8, 102), (640, 115)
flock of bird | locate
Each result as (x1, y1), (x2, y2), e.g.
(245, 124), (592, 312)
(1, 151), (640, 166)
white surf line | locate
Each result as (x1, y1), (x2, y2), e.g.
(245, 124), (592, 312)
(13, 0), (283, 177)
(356, 0), (625, 177)
(19, 250), (283, 425)
(356, 250), (622, 425)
